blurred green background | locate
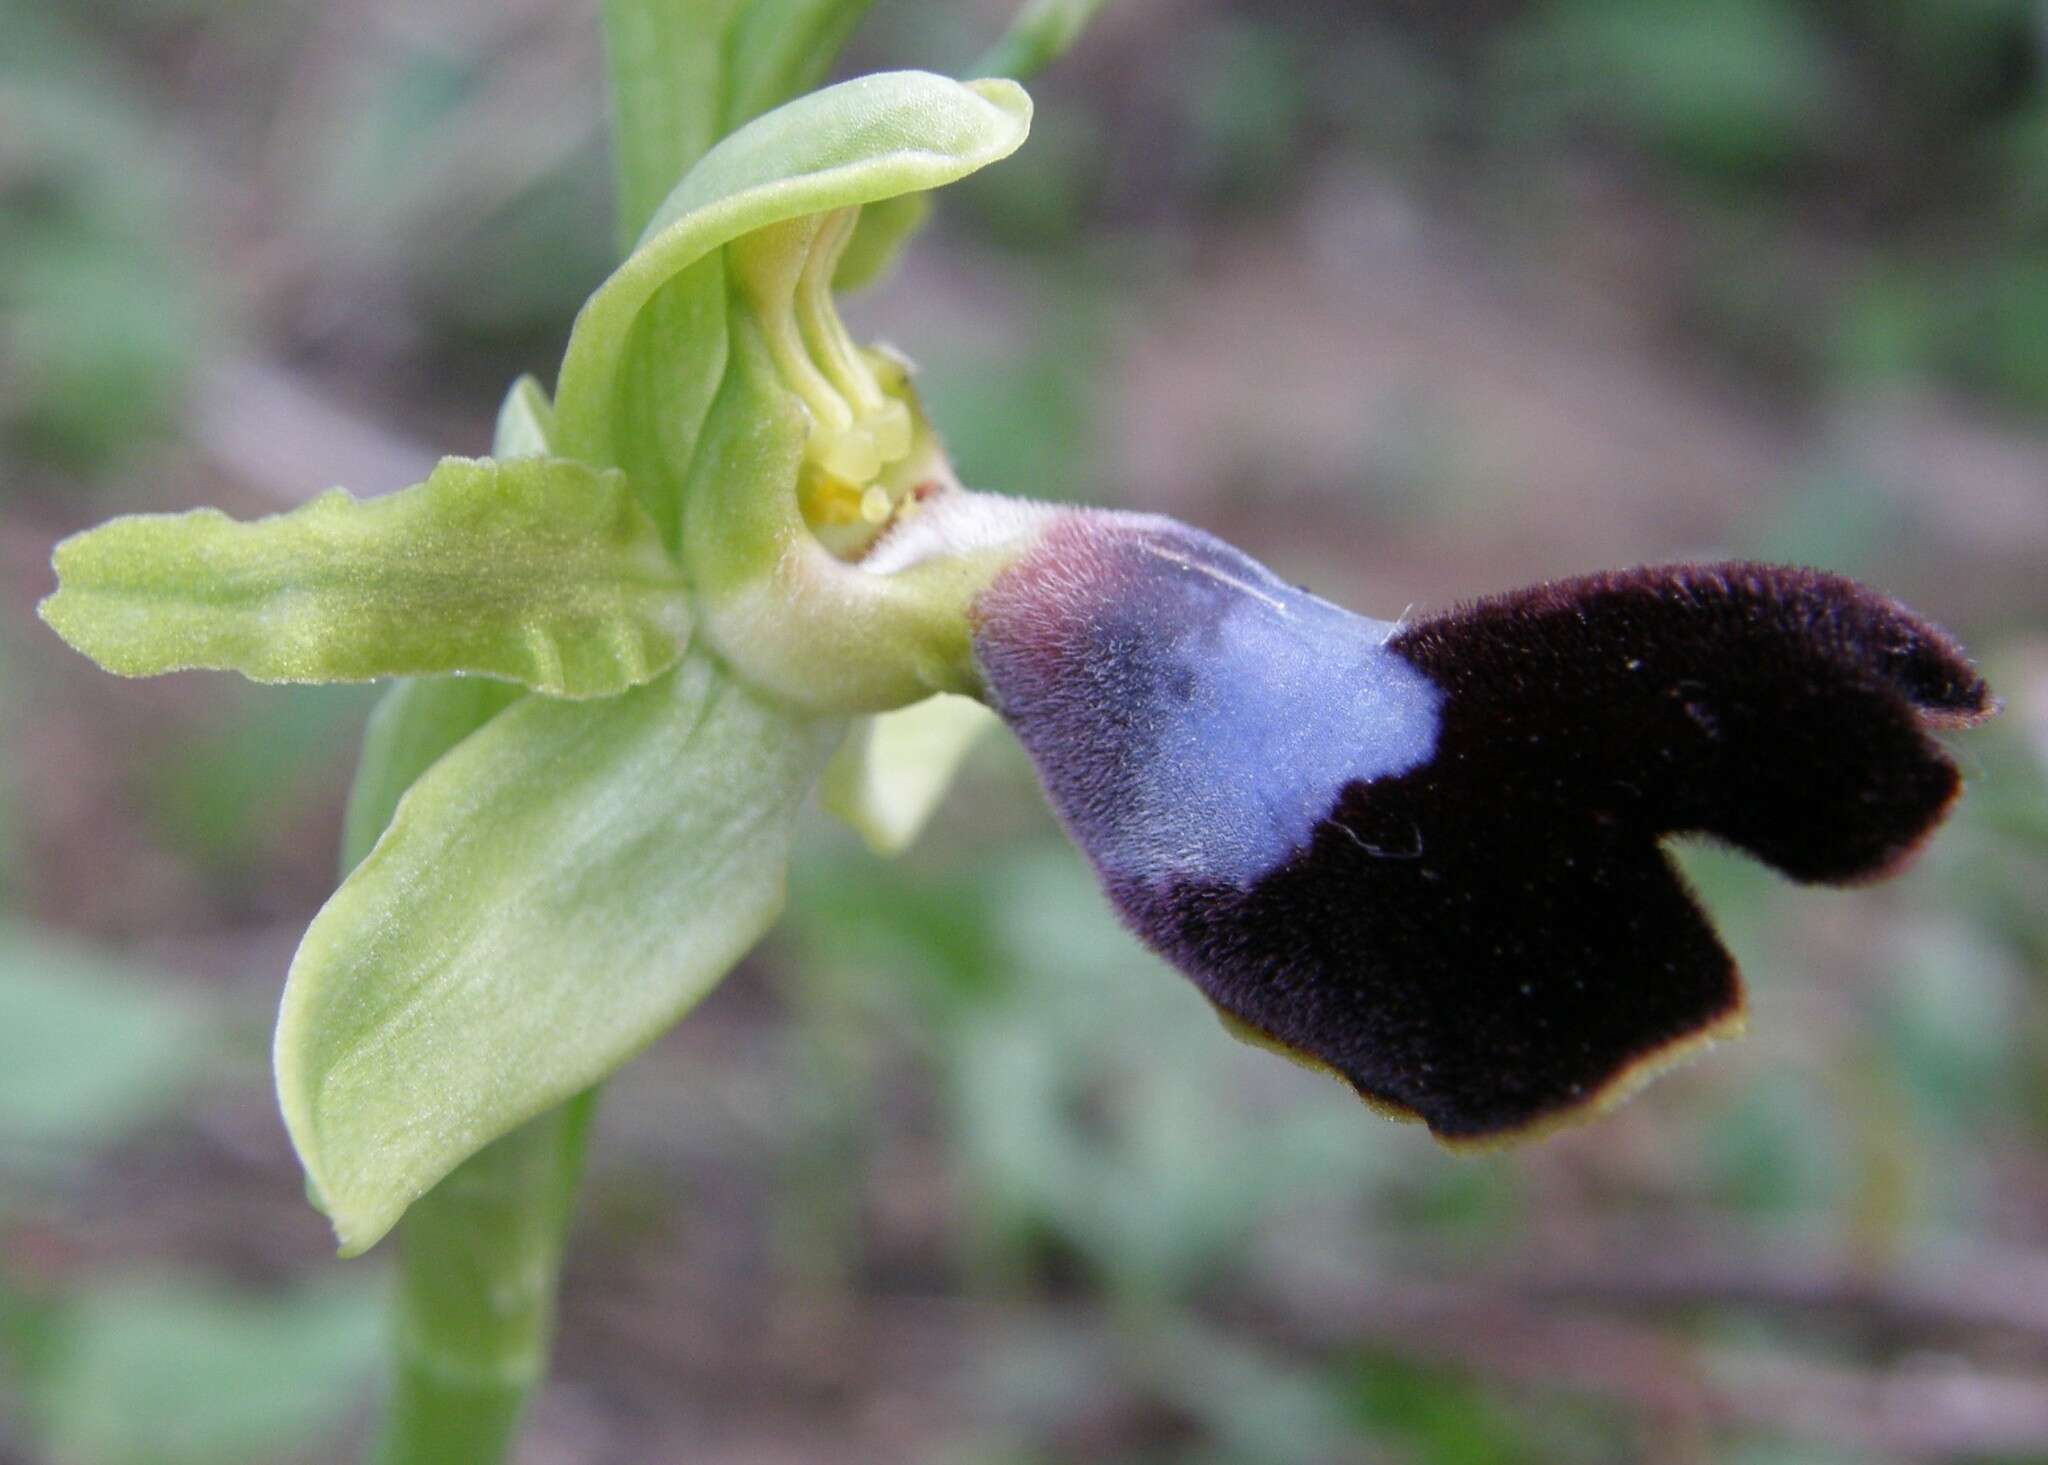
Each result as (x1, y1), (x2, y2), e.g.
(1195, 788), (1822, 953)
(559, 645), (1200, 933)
(4, 0), (2047, 1460)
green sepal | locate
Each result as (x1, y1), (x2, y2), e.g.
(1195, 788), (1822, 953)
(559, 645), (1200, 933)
(39, 455), (691, 700)
(554, 70), (1031, 471)
(276, 650), (842, 1255)
(820, 694), (999, 855)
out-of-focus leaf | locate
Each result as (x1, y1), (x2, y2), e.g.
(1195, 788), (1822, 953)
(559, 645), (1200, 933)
(603, 0), (746, 248)
(40, 456), (689, 699)
(820, 693), (998, 855)
(1139, 1317), (1355, 1464)
(4, 232), (202, 470)
(150, 683), (373, 872)
(912, 307), (1105, 502)
(0, 926), (210, 1166)
(34, 1276), (381, 1465)
(1832, 254), (2048, 414)
(1703, 1068), (1849, 1217)
(789, 849), (1011, 1010)
(1880, 917), (2023, 1127)
(1174, 22), (1307, 205)
(275, 651), (841, 1254)
(0, 8), (206, 470)
(881, 848), (1392, 1288)
(972, 0), (1111, 81)
(1497, 0), (1836, 177)
(1346, 1356), (1575, 1465)
(1983, 255), (2048, 409)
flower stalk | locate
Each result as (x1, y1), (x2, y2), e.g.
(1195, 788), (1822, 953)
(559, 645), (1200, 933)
(370, 1094), (596, 1465)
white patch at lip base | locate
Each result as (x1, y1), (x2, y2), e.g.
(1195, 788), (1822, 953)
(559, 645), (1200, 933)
(1092, 587), (1444, 888)
(857, 488), (1060, 575)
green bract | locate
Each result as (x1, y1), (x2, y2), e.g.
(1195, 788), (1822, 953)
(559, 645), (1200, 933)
(37, 67), (1036, 1255)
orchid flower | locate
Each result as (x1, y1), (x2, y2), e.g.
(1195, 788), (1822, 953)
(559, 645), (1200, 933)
(956, 507), (1994, 1142)
(39, 66), (1993, 1265)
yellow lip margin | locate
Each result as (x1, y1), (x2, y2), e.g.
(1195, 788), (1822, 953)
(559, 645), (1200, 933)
(1210, 977), (1750, 1146)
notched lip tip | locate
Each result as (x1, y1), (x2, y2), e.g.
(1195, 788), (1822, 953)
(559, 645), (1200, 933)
(1816, 739), (1983, 890)
(1834, 813), (1956, 888)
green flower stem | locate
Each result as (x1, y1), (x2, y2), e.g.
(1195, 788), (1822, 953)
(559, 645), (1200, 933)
(602, 0), (737, 252)
(604, 0), (878, 250)
(353, 12), (715, 1441)
(342, 678), (596, 1465)
(332, 22), (1033, 1465)
(370, 1092), (597, 1465)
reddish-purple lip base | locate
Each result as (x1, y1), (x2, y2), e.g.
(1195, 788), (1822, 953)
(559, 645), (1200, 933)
(982, 550), (1994, 1144)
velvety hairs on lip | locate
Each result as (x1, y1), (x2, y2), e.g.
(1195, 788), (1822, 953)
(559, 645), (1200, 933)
(969, 510), (1996, 1145)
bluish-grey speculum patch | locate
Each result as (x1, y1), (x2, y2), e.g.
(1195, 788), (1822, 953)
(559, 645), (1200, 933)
(974, 512), (1440, 887)
(1072, 538), (1441, 886)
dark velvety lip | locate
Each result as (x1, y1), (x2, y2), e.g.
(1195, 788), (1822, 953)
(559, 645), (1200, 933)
(976, 538), (1996, 1145)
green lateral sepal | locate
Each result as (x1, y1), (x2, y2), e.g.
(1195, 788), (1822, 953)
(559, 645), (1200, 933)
(38, 455), (690, 700)
(277, 650), (843, 1255)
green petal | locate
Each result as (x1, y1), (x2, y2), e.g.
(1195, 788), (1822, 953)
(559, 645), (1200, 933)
(555, 70), (1031, 468)
(832, 191), (932, 292)
(679, 319), (1037, 711)
(820, 694), (999, 855)
(39, 455), (690, 699)
(276, 652), (841, 1254)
